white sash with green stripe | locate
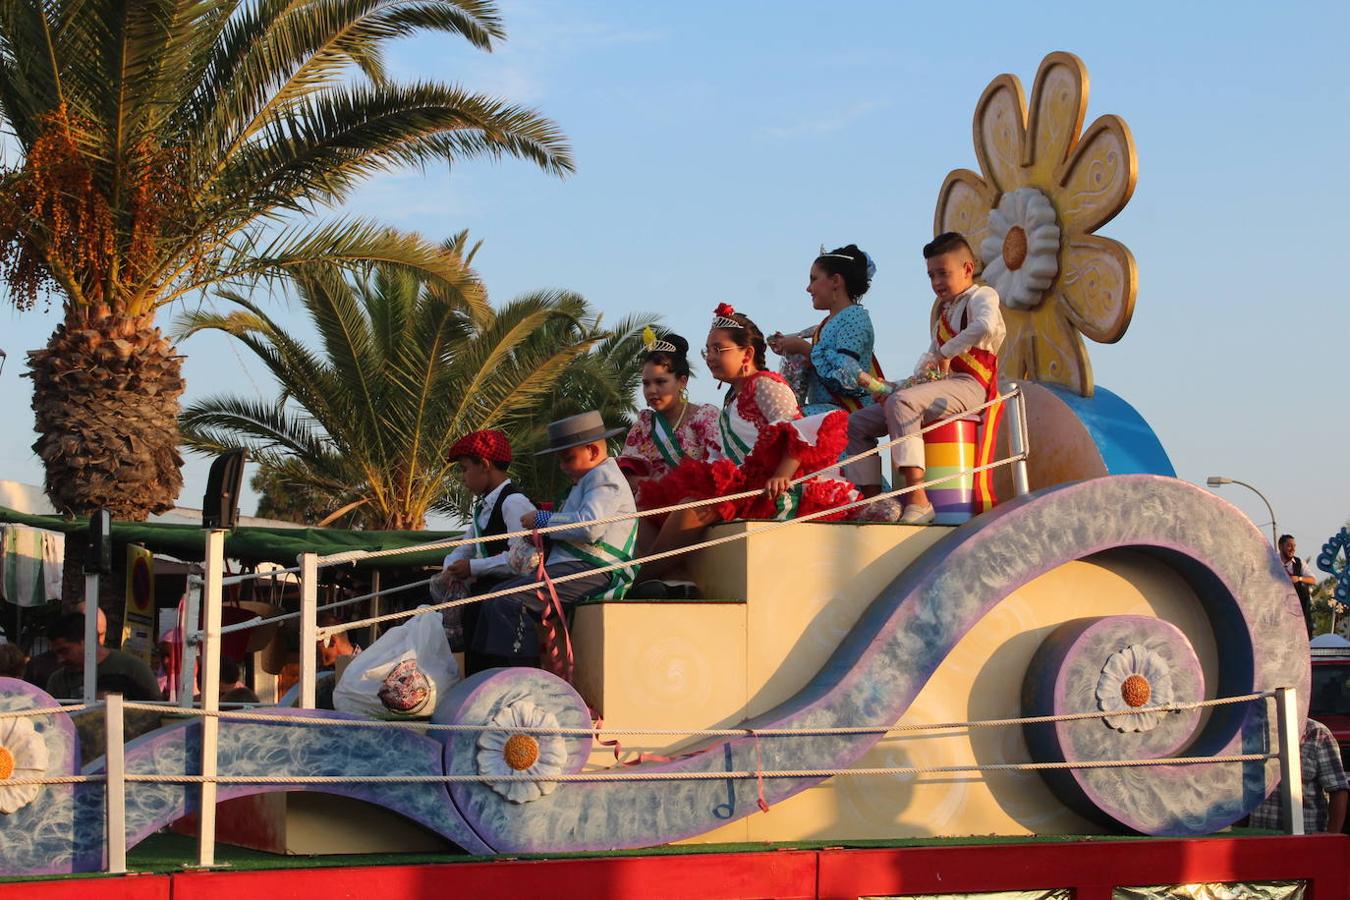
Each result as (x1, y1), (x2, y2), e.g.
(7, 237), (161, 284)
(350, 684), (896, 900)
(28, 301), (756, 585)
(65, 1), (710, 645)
(552, 522), (640, 600)
(718, 403), (753, 465)
(651, 410), (685, 469)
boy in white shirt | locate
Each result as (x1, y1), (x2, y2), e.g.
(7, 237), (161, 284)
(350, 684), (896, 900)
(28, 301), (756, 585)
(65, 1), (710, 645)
(845, 232), (1005, 524)
(435, 429), (536, 672)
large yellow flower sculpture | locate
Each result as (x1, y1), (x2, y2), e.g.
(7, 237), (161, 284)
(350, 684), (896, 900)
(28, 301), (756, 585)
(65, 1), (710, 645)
(934, 52), (1138, 397)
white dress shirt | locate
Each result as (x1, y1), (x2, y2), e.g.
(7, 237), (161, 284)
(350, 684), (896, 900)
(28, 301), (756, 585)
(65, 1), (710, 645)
(928, 284), (1006, 363)
(442, 479), (537, 580)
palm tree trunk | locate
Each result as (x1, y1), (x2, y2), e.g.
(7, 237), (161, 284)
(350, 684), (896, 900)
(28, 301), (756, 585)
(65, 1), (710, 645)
(28, 308), (185, 609)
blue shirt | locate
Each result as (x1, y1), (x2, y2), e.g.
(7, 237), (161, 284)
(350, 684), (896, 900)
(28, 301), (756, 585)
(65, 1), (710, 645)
(803, 304), (875, 415)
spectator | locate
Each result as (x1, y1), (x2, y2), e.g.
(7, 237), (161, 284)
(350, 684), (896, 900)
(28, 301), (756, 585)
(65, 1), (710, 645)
(45, 612), (162, 701)
(0, 643), (26, 678)
(1279, 535), (1317, 638)
(1249, 717), (1349, 833)
(219, 656), (259, 704)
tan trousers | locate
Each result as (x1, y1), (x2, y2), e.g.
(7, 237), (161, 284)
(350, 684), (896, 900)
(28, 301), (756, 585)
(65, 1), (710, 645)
(844, 374), (987, 486)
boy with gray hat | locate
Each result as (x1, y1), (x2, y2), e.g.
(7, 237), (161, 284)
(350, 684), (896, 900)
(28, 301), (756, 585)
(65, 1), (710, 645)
(466, 411), (638, 672)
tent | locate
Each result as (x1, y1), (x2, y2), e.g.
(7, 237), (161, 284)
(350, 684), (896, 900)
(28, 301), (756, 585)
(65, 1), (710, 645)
(0, 507), (461, 570)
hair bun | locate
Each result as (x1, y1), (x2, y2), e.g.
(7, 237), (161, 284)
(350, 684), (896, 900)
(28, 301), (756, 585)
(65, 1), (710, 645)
(667, 333), (689, 355)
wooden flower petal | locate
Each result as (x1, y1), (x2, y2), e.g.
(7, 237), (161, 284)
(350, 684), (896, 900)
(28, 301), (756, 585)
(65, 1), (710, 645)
(1055, 234), (1137, 344)
(972, 74), (1029, 195)
(1055, 114), (1138, 235)
(1000, 305), (1094, 396)
(1025, 52), (1089, 180)
(934, 168), (997, 267)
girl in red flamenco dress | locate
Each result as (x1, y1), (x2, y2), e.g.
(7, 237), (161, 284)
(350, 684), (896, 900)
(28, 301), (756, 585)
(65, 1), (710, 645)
(635, 303), (861, 587)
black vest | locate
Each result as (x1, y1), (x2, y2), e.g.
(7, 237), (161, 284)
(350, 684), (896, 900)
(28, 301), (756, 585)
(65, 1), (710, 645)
(479, 483), (524, 557)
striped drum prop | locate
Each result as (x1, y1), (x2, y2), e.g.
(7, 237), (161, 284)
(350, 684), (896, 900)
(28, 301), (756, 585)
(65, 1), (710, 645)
(922, 417), (977, 524)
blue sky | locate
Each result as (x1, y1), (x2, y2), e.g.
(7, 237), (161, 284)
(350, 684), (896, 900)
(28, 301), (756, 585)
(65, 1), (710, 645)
(2, 0), (1347, 552)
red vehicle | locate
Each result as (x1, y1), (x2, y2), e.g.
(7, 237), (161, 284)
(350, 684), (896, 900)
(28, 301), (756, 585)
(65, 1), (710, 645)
(1310, 645), (1350, 766)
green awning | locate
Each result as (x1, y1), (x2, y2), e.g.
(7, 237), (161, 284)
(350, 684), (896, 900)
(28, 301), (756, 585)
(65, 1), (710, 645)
(0, 507), (460, 570)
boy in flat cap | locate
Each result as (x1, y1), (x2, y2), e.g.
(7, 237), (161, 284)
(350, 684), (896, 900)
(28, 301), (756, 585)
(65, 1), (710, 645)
(437, 429), (538, 672)
(467, 412), (637, 672)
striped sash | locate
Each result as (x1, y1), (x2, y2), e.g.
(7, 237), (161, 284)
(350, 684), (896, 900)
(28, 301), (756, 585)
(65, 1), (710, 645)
(935, 303), (1002, 513)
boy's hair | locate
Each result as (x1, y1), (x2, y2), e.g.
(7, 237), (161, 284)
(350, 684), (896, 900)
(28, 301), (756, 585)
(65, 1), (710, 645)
(219, 655), (241, 684)
(453, 454), (509, 474)
(53, 612), (87, 644)
(0, 643), (25, 677)
(923, 232), (977, 262)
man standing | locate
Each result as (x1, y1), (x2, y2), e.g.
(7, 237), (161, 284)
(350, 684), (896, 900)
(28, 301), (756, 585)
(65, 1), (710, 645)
(1280, 534), (1317, 638)
(45, 612), (161, 701)
(1249, 717), (1349, 834)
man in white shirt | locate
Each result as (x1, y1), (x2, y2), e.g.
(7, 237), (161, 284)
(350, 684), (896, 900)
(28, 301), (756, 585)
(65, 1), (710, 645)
(436, 430), (536, 670)
(845, 232), (1005, 524)
(1279, 534), (1317, 638)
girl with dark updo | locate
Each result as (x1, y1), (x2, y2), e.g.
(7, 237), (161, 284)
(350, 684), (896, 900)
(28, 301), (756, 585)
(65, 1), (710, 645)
(768, 244), (882, 415)
(618, 329), (721, 490)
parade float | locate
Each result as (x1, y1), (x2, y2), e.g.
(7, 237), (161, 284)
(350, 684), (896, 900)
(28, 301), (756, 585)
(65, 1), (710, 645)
(1, 52), (1345, 899)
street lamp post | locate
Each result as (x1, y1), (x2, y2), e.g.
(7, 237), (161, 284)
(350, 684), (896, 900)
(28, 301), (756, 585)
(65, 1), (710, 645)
(1206, 476), (1279, 545)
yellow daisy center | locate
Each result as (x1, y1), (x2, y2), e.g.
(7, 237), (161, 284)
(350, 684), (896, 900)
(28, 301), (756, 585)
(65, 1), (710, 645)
(503, 734), (540, 771)
(0, 745), (14, 780)
(1002, 225), (1029, 271)
(1121, 674), (1151, 708)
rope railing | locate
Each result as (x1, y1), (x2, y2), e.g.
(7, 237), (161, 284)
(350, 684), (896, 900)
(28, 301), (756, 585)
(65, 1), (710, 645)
(0, 703), (100, 718)
(312, 388), (1020, 569)
(187, 387), (1023, 643)
(321, 451), (1025, 640)
(121, 691), (1272, 738)
(120, 754), (1275, 786)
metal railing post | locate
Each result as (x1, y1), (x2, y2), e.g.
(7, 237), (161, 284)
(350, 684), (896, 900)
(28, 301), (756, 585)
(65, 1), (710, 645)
(179, 575), (201, 708)
(1274, 686), (1304, 835)
(1006, 385), (1031, 497)
(299, 552), (319, 709)
(197, 528), (226, 867)
(83, 573), (99, 703)
(105, 692), (126, 874)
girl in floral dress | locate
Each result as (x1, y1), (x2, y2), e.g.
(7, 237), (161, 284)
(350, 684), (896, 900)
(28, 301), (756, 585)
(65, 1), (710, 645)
(618, 330), (720, 500)
(636, 304), (861, 583)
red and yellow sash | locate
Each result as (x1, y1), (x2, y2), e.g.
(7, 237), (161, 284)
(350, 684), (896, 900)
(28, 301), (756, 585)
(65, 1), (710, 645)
(935, 301), (1002, 513)
(812, 319), (885, 413)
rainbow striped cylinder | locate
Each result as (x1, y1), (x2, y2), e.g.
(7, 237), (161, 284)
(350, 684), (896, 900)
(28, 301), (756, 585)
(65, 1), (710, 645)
(923, 418), (977, 524)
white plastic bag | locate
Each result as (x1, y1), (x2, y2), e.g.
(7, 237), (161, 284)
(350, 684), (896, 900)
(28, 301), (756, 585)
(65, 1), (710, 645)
(332, 608), (459, 719)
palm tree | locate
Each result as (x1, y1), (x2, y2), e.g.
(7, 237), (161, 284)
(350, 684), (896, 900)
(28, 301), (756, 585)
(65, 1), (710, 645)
(176, 246), (656, 530)
(0, 0), (572, 526)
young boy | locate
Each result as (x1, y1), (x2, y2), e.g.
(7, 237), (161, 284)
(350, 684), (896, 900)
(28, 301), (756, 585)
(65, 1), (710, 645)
(845, 232), (1005, 524)
(436, 429), (537, 671)
(467, 411), (638, 671)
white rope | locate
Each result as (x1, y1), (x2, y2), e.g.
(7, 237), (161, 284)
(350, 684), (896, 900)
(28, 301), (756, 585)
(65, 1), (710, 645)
(120, 691), (1272, 737)
(0, 703), (100, 719)
(120, 753), (1274, 786)
(0, 775), (106, 785)
(321, 449), (1024, 639)
(188, 388), (1020, 640)
(313, 389), (1019, 568)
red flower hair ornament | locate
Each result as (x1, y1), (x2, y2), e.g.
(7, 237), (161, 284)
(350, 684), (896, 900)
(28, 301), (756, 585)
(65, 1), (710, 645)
(712, 302), (743, 330)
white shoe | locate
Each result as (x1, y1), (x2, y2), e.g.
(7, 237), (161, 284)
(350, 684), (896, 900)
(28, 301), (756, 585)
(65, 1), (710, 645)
(898, 503), (935, 525)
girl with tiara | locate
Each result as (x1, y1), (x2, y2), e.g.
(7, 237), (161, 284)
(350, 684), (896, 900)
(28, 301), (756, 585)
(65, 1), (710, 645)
(617, 328), (721, 493)
(768, 245), (884, 415)
(635, 303), (862, 587)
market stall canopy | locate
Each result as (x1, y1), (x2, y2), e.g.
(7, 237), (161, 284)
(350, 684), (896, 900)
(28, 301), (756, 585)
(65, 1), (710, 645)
(0, 507), (460, 570)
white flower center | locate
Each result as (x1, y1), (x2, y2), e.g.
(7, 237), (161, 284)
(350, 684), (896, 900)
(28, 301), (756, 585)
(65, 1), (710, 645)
(979, 187), (1061, 310)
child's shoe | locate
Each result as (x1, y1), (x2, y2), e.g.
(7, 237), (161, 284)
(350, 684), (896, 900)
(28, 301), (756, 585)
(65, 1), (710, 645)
(898, 503), (935, 525)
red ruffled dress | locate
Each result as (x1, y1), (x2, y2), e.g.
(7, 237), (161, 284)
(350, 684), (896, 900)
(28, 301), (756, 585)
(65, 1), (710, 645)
(639, 371), (860, 522)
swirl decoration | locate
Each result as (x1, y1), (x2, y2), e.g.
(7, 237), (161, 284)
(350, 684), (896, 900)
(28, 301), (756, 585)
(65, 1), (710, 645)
(1316, 527), (1350, 606)
(0, 476), (1309, 872)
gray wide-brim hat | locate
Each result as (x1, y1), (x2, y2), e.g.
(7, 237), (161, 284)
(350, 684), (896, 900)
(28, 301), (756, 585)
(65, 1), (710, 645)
(534, 410), (626, 456)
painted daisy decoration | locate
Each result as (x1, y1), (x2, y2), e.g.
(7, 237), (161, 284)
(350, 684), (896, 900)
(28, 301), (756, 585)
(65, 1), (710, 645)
(1095, 644), (1175, 733)
(476, 698), (568, 803)
(934, 51), (1138, 397)
(0, 715), (50, 814)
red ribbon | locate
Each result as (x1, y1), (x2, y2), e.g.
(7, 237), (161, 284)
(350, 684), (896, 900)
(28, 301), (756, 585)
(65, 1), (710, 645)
(534, 530), (574, 684)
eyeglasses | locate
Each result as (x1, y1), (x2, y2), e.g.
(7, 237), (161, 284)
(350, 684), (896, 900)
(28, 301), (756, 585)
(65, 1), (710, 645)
(702, 346), (741, 360)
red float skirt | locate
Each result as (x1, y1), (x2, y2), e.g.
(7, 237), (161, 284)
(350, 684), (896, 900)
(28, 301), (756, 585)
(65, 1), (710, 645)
(638, 410), (859, 523)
